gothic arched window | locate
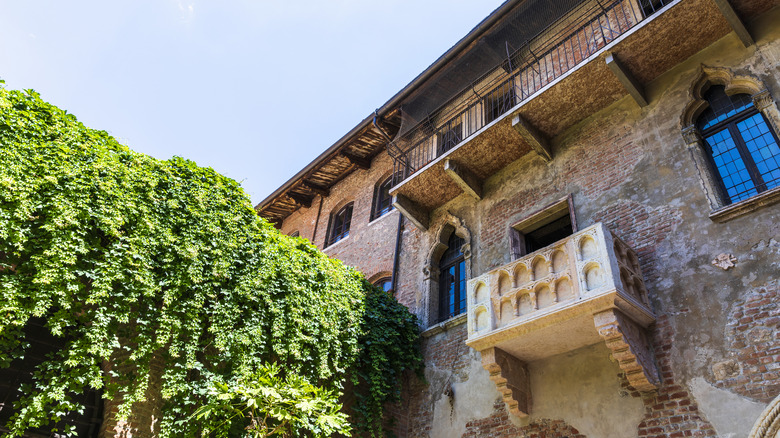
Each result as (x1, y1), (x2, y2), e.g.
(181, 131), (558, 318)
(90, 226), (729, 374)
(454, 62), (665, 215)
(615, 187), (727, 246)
(438, 232), (466, 323)
(698, 85), (780, 204)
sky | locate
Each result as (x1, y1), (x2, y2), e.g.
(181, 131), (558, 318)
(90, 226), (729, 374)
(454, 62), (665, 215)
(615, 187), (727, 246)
(0, 0), (506, 205)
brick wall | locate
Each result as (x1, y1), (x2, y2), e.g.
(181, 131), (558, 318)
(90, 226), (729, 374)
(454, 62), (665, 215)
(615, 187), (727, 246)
(406, 324), (471, 438)
(279, 152), (399, 281)
(714, 280), (780, 403)
(636, 316), (718, 437)
(462, 399), (586, 438)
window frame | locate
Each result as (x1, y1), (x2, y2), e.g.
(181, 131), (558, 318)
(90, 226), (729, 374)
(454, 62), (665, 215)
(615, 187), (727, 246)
(326, 202), (353, 247)
(436, 121), (463, 155)
(370, 177), (395, 221)
(437, 233), (466, 323)
(509, 196), (577, 260)
(698, 92), (780, 205)
(373, 277), (393, 294)
(679, 66), (780, 222)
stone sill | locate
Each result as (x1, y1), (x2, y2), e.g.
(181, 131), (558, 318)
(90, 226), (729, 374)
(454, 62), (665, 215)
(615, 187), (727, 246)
(709, 186), (780, 223)
(367, 208), (398, 227)
(421, 313), (467, 338)
(322, 235), (350, 252)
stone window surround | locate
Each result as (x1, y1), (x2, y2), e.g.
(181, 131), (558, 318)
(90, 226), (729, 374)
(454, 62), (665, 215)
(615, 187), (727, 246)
(680, 65), (780, 222)
(421, 212), (473, 329)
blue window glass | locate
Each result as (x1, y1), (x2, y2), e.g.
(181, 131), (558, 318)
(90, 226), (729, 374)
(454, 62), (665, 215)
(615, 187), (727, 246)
(439, 233), (466, 322)
(699, 86), (780, 204)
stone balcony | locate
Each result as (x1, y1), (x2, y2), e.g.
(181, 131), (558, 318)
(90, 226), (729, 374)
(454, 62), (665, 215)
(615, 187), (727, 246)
(465, 223), (659, 417)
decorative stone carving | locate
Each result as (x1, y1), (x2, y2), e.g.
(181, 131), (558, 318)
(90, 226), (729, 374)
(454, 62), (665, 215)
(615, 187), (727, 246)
(753, 89), (780, 137)
(423, 212), (473, 327)
(753, 90), (774, 111)
(712, 253), (737, 270)
(681, 125), (701, 147)
(594, 309), (660, 392)
(679, 66), (774, 211)
(465, 223), (658, 417)
(480, 347), (531, 417)
(466, 223), (653, 341)
(712, 359), (740, 380)
(680, 65), (766, 129)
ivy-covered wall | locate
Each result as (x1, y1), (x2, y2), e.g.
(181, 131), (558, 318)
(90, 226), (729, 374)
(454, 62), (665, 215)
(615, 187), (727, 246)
(0, 86), (421, 437)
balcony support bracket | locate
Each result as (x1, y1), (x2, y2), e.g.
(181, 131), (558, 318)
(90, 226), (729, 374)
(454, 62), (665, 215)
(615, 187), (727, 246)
(593, 309), (660, 393)
(392, 194), (430, 231)
(512, 115), (552, 162)
(444, 159), (483, 200)
(481, 347), (531, 418)
(712, 0), (754, 47)
(605, 53), (648, 107)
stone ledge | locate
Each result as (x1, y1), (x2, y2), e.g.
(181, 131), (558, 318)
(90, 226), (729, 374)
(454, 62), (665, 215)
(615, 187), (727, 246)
(709, 186), (780, 223)
(421, 313), (467, 338)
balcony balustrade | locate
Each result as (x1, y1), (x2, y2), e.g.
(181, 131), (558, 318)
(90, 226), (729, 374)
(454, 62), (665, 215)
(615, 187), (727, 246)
(465, 223), (659, 417)
(389, 0), (742, 229)
(390, 0), (652, 188)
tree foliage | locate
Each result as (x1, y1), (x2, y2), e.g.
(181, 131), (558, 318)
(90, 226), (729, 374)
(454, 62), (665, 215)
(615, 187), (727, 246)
(0, 85), (422, 437)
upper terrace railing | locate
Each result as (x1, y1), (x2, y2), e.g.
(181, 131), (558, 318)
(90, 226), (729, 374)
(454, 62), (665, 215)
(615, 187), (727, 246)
(390, 0), (671, 187)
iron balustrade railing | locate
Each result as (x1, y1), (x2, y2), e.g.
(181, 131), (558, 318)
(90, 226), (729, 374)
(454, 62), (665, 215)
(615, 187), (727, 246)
(390, 0), (671, 187)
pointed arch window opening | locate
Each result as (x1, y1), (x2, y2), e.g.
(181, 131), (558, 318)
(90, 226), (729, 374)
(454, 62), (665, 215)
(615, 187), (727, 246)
(698, 86), (780, 204)
(438, 233), (467, 323)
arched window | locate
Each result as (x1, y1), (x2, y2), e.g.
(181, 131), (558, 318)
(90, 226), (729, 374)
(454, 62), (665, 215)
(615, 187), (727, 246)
(373, 277), (393, 294)
(326, 203), (353, 247)
(697, 86), (780, 204)
(371, 177), (395, 220)
(438, 232), (466, 323)
(289, 230), (300, 238)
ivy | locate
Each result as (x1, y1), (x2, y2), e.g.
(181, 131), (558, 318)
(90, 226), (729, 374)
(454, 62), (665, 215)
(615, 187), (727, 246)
(0, 85), (423, 437)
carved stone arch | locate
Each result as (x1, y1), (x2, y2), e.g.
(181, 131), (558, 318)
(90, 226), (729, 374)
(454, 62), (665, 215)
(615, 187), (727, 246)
(680, 65), (767, 129)
(680, 65), (780, 211)
(748, 393), (780, 438)
(422, 211), (473, 327)
(367, 271), (393, 285)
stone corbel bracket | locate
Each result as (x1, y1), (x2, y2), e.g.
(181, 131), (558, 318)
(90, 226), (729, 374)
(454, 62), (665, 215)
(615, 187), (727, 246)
(594, 309), (660, 392)
(480, 347), (532, 417)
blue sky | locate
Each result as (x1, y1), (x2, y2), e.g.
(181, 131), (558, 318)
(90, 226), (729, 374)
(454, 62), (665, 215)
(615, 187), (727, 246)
(0, 0), (505, 204)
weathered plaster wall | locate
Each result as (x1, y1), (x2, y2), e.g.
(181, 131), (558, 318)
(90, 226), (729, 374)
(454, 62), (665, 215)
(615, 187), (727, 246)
(274, 8), (780, 438)
(389, 12), (780, 437)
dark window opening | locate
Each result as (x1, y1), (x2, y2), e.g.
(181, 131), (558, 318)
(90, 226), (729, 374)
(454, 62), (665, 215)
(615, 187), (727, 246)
(0, 318), (103, 437)
(510, 198), (575, 259)
(289, 230), (300, 238)
(371, 177), (395, 220)
(438, 233), (466, 323)
(374, 277), (393, 294)
(327, 203), (353, 247)
(638, 0), (670, 17)
(437, 122), (463, 155)
(484, 82), (516, 125)
(524, 214), (573, 254)
(698, 86), (780, 204)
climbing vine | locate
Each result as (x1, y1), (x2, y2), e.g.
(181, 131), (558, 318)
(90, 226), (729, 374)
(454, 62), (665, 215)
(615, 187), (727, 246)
(0, 85), (422, 437)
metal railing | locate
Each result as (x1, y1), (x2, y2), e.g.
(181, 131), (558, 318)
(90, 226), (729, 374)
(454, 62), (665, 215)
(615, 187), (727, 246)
(391, 0), (671, 187)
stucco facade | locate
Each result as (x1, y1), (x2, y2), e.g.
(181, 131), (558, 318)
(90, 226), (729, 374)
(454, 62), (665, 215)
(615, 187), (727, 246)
(265, 1), (780, 436)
